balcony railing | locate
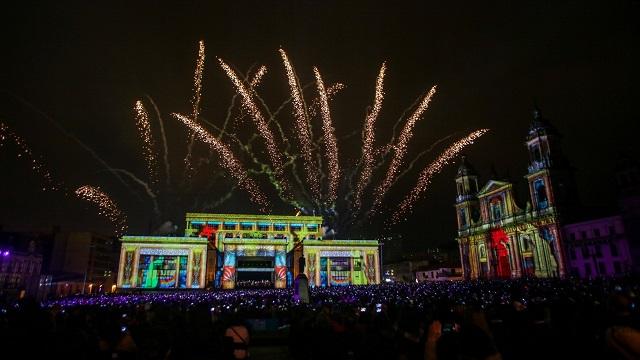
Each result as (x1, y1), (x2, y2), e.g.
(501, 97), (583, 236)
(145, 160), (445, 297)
(456, 194), (475, 203)
(528, 158), (552, 173)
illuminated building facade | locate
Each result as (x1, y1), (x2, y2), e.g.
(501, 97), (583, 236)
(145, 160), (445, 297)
(456, 108), (570, 279)
(117, 236), (208, 289)
(117, 213), (380, 289)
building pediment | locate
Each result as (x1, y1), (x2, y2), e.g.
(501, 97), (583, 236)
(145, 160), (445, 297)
(477, 180), (511, 197)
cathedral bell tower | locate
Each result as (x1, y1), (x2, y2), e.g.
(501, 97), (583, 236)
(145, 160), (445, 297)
(523, 106), (570, 277)
(524, 106), (575, 214)
(455, 156), (480, 230)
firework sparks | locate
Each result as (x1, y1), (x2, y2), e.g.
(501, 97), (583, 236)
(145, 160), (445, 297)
(172, 113), (269, 211)
(75, 185), (128, 237)
(134, 101), (158, 187)
(313, 67), (340, 204)
(250, 65), (267, 88)
(354, 62), (386, 211)
(218, 58), (290, 196)
(145, 95), (171, 186)
(0, 122), (59, 191)
(184, 40), (207, 179)
(372, 85), (437, 211)
(279, 48), (320, 201)
(391, 129), (490, 223)
(309, 83), (345, 118)
(192, 40), (206, 121)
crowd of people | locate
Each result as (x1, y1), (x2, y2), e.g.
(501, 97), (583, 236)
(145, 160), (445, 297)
(1, 277), (639, 359)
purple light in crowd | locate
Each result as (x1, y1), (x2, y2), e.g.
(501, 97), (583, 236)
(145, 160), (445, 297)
(2, 251), (9, 257)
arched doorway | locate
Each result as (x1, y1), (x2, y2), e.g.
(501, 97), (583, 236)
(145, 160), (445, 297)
(490, 228), (511, 278)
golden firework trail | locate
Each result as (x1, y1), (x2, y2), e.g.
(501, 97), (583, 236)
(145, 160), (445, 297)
(372, 85), (437, 212)
(313, 67), (340, 204)
(134, 101), (158, 187)
(172, 113), (269, 211)
(354, 62), (386, 211)
(0, 122), (59, 192)
(279, 48), (321, 201)
(250, 65), (267, 88)
(218, 58), (290, 197)
(391, 129), (490, 223)
(75, 185), (128, 237)
(184, 40), (206, 179)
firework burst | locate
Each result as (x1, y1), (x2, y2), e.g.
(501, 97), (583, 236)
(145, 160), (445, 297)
(5, 42), (488, 239)
(163, 46), (488, 237)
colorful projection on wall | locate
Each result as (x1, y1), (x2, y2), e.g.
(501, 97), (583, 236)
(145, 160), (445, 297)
(199, 224), (218, 239)
(138, 255), (188, 289)
(490, 228), (511, 278)
(122, 250), (134, 287)
(192, 250), (203, 288)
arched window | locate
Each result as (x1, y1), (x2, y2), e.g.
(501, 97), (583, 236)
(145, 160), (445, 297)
(530, 144), (542, 162)
(534, 178), (548, 209)
(490, 196), (503, 220)
(459, 208), (467, 227)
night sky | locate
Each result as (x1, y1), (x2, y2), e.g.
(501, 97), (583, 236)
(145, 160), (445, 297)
(1, 1), (638, 255)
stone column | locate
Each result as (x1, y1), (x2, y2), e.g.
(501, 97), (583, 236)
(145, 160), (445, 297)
(315, 252), (321, 286)
(550, 225), (566, 277)
(509, 234), (521, 277)
(374, 249), (381, 284)
(130, 247), (140, 288)
(187, 249), (194, 288)
(117, 246), (126, 288)
(458, 240), (466, 278)
(469, 241), (478, 279)
(200, 249), (206, 287)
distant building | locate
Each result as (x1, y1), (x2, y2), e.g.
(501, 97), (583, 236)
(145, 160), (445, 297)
(383, 249), (454, 283)
(456, 108), (575, 279)
(416, 267), (463, 282)
(0, 231), (45, 300)
(615, 155), (640, 272)
(49, 232), (118, 296)
(562, 156), (640, 277)
(383, 259), (428, 283)
(563, 216), (631, 277)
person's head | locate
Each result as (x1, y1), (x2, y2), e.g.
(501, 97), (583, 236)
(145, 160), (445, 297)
(609, 292), (633, 318)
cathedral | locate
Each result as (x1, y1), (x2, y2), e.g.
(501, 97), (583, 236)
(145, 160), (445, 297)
(455, 108), (573, 279)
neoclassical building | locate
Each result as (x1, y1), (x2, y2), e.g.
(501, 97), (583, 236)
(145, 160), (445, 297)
(455, 108), (572, 279)
(117, 212), (380, 289)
